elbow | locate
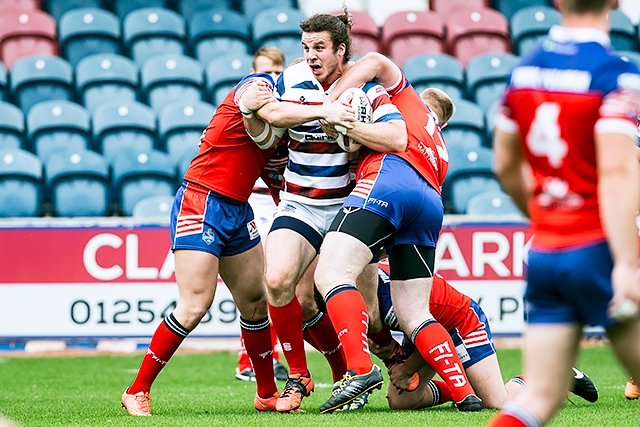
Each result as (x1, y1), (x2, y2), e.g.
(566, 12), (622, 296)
(392, 124), (408, 152)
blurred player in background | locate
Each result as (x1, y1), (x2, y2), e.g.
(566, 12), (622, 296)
(488, 0), (640, 425)
(239, 9), (406, 413)
(316, 52), (482, 413)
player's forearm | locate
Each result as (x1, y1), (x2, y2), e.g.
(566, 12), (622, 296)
(256, 102), (332, 128)
(326, 53), (392, 103)
(402, 350), (427, 375)
(346, 121), (407, 153)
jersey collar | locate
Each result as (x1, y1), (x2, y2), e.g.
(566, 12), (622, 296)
(548, 25), (611, 47)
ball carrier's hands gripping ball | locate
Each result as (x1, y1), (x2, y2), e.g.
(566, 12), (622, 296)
(335, 87), (372, 152)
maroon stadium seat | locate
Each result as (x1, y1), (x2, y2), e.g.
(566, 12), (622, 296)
(382, 10), (445, 68)
(0, 0), (40, 11)
(429, 0), (488, 18)
(0, 9), (57, 69)
(343, 10), (381, 58)
(445, 7), (510, 67)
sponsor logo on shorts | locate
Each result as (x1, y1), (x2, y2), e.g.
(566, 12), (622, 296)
(247, 220), (260, 240)
(202, 229), (215, 245)
(366, 197), (389, 208)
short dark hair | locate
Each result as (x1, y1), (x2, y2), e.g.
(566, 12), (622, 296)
(300, 6), (353, 63)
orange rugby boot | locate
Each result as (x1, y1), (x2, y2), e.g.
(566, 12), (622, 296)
(254, 391), (280, 411)
(625, 377), (639, 400)
(275, 373), (315, 412)
(121, 388), (151, 416)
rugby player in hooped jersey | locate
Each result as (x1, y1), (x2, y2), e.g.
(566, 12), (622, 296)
(120, 71), (355, 416)
(487, 0), (640, 425)
(238, 9), (408, 413)
(314, 52), (483, 413)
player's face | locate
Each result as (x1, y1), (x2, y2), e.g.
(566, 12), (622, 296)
(253, 56), (284, 79)
(302, 31), (343, 84)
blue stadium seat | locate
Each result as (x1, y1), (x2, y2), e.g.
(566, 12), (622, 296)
(491, 0), (551, 21)
(0, 61), (7, 102)
(0, 147), (43, 217)
(0, 101), (26, 150)
(132, 194), (174, 218)
(176, 144), (198, 180)
(179, 0), (236, 20)
(466, 52), (519, 112)
(510, 5), (561, 56)
(10, 56), (74, 114)
(484, 99), (500, 147)
(76, 53), (139, 112)
(188, 9), (250, 66)
(241, 0), (296, 23)
(251, 7), (305, 65)
(402, 53), (465, 100)
(27, 100), (91, 161)
(123, 8), (187, 66)
(58, 8), (122, 67)
(111, 148), (176, 216)
(92, 100), (157, 161)
(114, 0), (173, 21)
(205, 52), (253, 106)
(159, 100), (215, 158)
(42, 0), (104, 22)
(140, 54), (204, 112)
(441, 99), (485, 151)
(466, 189), (524, 217)
(617, 50), (640, 69)
(610, 9), (638, 51)
(44, 148), (110, 216)
(442, 144), (500, 213)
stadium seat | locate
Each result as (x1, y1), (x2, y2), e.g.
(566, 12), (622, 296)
(0, 61), (6, 102)
(442, 144), (500, 213)
(298, 0), (367, 17)
(382, 11), (445, 68)
(465, 52), (519, 112)
(251, 7), (305, 65)
(367, 0), (428, 27)
(430, 0), (487, 18)
(111, 148), (177, 216)
(76, 53), (139, 112)
(132, 194), (174, 218)
(441, 99), (485, 151)
(510, 5), (561, 56)
(42, 0), (104, 22)
(0, 0), (40, 11)
(176, 144), (198, 180)
(205, 52), (253, 107)
(27, 100), (91, 161)
(241, 0), (297, 23)
(159, 100), (215, 158)
(123, 7), (186, 66)
(491, 0), (551, 21)
(466, 189), (524, 217)
(345, 10), (381, 58)
(402, 53), (465, 100)
(92, 100), (157, 161)
(178, 0), (235, 20)
(114, 0), (173, 21)
(10, 55), (74, 113)
(445, 7), (511, 67)
(140, 54), (204, 113)
(188, 9), (250, 66)
(484, 99), (500, 147)
(617, 50), (640, 69)
(0, 9), (58, 70)
(58, 8), (122, 67)
(0, 101), (26, 150)
(44, 148), (110, 216)
(610, 9), (638, 51)
(620, 0), (640, 26)
(0, 147), (43, 217)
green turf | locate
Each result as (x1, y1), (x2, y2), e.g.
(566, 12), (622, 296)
(0, 344), (637, 426)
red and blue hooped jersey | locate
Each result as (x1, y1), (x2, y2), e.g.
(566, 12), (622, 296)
(496, 26), (640, 249)
(183, 73), (278, 202)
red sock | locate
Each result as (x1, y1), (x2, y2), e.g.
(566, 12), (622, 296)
(487, 412), (528, 427)
(270, 324), (280, 361)
(428, 379), (452, 405)
(129, 315), (188, 393)
(368, 325), (393, 347)
(413, 321), (475, 402)
(269, 298), (309, 377)
(325, 287), (372, 375)
(241, 316), (278, 398)
(304, 311), (347, 382)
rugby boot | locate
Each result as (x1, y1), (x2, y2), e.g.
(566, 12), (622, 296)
(121, 388), (151, 416)
(331, 382), (369, 411)
(275, 373), (315, 412)
(453, 394), (483, 412)
(320, 365), (383, 414)
(625, 377), (639, 400)
(254, 391), (280, 411)
(570, 367), (598, 403)
(381, 340), (408, 368)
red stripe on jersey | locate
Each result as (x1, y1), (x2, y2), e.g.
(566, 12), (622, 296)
(284, 180), (355, 200)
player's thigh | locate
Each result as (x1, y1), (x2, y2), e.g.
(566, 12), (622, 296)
(387, 365), (437, 410)
(390, 277), (434, 334)
(296, 256), (320, 319)
(173, 249), (219, 327)
(265, 227), (317, 290)
(464, 354), (509, 409)
(220, 243), (267, 311)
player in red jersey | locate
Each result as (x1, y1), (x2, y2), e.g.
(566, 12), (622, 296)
(120, 72), (355, 416)
(314, 52), (482, 413)
(488, 0), (640, 425)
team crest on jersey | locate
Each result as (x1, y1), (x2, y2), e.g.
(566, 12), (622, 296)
(247, 220), (260, 240)
(283, 203), (297, 213)
(202, 228), (215, 245)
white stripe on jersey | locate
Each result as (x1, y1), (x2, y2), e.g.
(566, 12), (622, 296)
(290, 151), (347, 166)
(284, 169), (351, 190)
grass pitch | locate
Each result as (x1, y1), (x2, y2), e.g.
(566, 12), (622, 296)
(0, 343), (637, 426)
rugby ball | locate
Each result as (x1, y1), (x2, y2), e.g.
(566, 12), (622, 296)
(335, 87), (372, 153)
